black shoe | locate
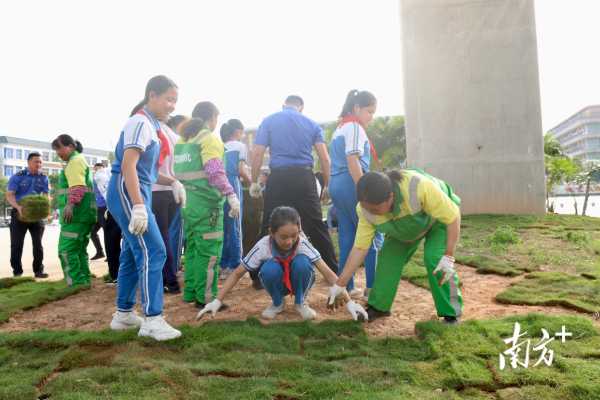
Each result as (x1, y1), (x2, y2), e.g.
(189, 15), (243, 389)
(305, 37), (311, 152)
(443, 316), (460, 325)
(251, 277), (263, 290)
(91, 253), (105, 260)
(34, 272), (49, 279)
(13, 272), (23, 277)
(164, 286), (181, 295)
(366, 305), (391, 322)
(195, 301), (206, 310)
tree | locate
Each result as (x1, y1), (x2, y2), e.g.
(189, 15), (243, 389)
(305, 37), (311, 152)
(48, 173), (60, 212)
(575, 161), (600, 216)
(0, 177), (7, 220)
(544, 133), (581, 211)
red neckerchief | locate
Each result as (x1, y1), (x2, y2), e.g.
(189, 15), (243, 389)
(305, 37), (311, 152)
(137, 109), (170, 167)
(339, 115), (379, 165)
(272, 238), (300, 294)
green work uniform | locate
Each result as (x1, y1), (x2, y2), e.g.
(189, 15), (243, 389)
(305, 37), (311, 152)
(357, 169), (463, 317)
(174, 129), (225, 305)
(57, 151), (97, 286)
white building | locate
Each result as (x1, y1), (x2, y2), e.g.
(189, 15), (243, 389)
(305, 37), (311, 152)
(0, 136), (110, 178)
(548, 105), (600, 161)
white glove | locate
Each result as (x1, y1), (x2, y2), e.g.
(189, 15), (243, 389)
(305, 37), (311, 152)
(433, 255), (456, 285)
(327, 284), (346, 307)
(249, 182), (262, 199)
(227, 194), (241, 218)
(196, 299), (222, 320)
(128, 204), (148, 235)
(171, 180), (187, 208)
(346, 300), (368, 321)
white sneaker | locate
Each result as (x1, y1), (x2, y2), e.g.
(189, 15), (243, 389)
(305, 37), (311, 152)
(261, 302), (285, 319)
(110, 311), (143, 331)
(138, 315), (182, 341)
(349, 288), (363, 299)
(295, 304), (317, 320)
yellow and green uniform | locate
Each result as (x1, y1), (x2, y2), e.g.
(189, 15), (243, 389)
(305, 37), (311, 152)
(355, 169), (463, 317)
(57, 151), (97, 286)
(174, 129), (225, 304)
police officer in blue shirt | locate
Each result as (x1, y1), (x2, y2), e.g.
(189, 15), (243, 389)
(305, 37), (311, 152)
(6, 152), (49, 278)
(250, 95), (339, 275)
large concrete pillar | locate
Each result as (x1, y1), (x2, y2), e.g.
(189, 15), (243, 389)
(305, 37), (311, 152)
(401, 0), (546, 214)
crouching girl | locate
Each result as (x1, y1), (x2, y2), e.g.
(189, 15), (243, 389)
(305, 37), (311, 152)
(197, 206), (366, 321)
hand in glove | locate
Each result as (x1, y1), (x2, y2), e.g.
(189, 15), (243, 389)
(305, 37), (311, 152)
(196, 299), (223, 320)
(62, 204), (74, 223)
(171, 180), (187, 208)
(346, 300), (368, 321)
(327, 284), (347, 309)
(249, 182), (262, 199)
(128, 204), (148, 235)
(433, 255), (456, 286)
(227, 194), (241, 218)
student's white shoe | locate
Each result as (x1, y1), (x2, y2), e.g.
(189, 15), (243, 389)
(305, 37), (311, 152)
(349, 288), (363, 299)
(295, 304), (317, 320)
(110, 311), (143, 331)
(138, 315), (182, 341)
(261, 302), (285, 319)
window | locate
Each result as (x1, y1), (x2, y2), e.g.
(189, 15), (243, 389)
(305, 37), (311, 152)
(3, 165), (14, 177)
(42, 151), (50, 161)
(24, 150), (30, 159)
(91, 157), (97, 165)
(15, 149), (22, 160)
(15, 166), (23, 172)
(3, 147), (13, 159)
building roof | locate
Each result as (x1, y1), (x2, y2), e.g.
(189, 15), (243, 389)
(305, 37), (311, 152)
(548, 105), (600, 134)
(0, 136), (110, 157)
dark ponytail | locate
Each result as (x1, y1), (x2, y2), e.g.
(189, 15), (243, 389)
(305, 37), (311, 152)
(220, 119), (244, 142)
(130, 75), (178, 117)
(179, 118), (206, 141)
(339, 89), (377, 118)
(51, 134), (83, 153)
(356, 170), (403, 204)
(269, 206), (301, 234)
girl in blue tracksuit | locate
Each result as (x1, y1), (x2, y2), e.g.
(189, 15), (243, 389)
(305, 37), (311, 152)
(106, 75), (184, 341)
(219, 119), (251, 279)
(328, 90), (383, 298)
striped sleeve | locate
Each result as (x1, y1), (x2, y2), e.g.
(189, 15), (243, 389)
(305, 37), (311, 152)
(122, 115), (154, 151)
(241, 236), (271, 272)
(298, 237), (321, 262)
(342, 122), (367, 156)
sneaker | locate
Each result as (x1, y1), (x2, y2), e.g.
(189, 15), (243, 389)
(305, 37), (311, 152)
(195, 301), (206, 310)
(91, 253), (105, 261)
(110, 311), (143, 330)
(366, 305), (391, 322)
(138, 315), (182, 341)
(34, 272), (49, 279)
(164, 286), (181, 295)
(261, 302), (285, 319)
(295, 304), (317, 320)
(349, 288), (363, 299)
(13, 271), (23, 277)
(443, 316), (460, 325)
(105, 279), (118, 286)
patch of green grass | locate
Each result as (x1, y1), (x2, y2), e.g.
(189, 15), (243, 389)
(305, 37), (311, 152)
(0, 280), (88, 323)
(495, 272), (600, 313)
(1, 314), (598, 399)
(0, 276), (35, 289)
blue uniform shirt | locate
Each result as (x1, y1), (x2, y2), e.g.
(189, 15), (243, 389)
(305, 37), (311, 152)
(7, 169), (49, 201)
(111, 108), (161, 188)
(255, 106), (324, 168)
(330, 121), (371, 176)
(224, 140), (248, 177)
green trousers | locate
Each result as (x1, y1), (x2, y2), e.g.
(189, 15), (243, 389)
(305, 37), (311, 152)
(58, 222), (94, 287)
(182, 201), (224, 304)
(368, 222), (463, 317)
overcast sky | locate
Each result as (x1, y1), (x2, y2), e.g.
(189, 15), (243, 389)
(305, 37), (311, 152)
(0, 0), (598, 151)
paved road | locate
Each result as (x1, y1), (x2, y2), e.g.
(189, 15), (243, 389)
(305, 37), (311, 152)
(0, 223), (109, 281)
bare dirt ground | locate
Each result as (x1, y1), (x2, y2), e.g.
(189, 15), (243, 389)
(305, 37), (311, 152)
(1, 265), (596, 337)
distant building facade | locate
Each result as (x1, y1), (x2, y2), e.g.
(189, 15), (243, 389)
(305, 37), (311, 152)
(0, 136), (110, 178)
(548, 105), (600, 161)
